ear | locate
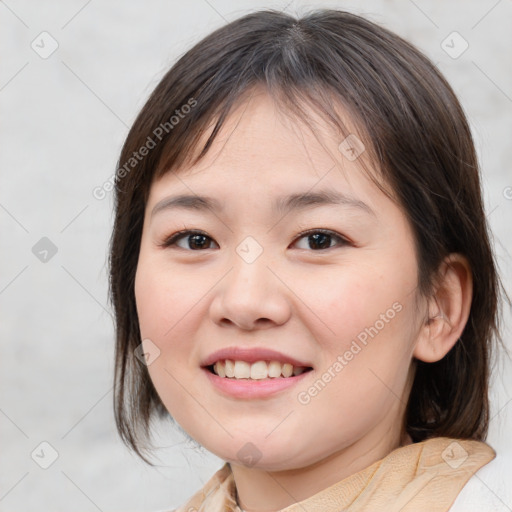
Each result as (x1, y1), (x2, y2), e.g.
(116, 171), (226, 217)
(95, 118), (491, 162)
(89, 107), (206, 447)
(413, 254), (473, 363)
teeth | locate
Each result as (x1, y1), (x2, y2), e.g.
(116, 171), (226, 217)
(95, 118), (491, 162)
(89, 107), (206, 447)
(250, 361), (268, 380)
(213, 361), (226, 378)
(281, 363), (293, 378)
(268, 361), (282, 378)
(225, 359), (235, 378)
(234, 361), (251, 379)
(211, 360), (309, 379)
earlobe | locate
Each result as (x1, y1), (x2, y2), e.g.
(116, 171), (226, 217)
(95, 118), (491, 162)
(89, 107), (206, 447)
(413, 254), (473, 363)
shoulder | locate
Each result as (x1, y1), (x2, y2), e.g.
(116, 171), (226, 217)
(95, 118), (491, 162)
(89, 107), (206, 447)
(449, 450), (512, 511)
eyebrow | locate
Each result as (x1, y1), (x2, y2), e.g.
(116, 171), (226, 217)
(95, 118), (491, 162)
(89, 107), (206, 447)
(151, 189), (375, 218)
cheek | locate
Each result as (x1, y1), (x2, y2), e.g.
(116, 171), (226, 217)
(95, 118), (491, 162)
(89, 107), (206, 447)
(289, 265), (417, 445)
(295, 258), (417, 348)
(290, 245), (420, 408)
(133, 255), (198, 404)
(134, 256), (208, 428)
(135, 255), (203, 341)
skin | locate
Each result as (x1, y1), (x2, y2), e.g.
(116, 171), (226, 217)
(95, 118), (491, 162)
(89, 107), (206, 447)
(134, 88), (472, 511)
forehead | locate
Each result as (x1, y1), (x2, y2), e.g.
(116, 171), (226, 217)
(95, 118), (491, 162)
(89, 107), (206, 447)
(147, 89), (390, 214)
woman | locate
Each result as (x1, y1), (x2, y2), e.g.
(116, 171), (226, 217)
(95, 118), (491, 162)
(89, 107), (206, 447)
(109, 9), (508, 511)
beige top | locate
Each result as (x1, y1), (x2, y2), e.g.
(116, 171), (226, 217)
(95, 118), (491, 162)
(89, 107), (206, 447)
(171, 437), (495, 512)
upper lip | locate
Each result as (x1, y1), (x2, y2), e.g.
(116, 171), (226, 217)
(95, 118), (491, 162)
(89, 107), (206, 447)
(201, 347), (313, 368)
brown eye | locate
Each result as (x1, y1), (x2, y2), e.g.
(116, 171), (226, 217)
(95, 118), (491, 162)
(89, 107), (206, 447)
(293, 230), (349, 251)
(161, 230), (219, 250)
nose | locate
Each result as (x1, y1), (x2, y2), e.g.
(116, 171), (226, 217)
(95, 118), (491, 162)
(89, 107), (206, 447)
(208, 252), (292, 330)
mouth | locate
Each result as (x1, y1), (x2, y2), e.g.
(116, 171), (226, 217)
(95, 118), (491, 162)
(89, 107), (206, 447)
(205, 359), (314, 380)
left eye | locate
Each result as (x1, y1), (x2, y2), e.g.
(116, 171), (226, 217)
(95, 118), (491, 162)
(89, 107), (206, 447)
(292, 230), (349, 250)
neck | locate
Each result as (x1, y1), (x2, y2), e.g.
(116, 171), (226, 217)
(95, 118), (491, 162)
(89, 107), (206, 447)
(232, 426), (413, 512)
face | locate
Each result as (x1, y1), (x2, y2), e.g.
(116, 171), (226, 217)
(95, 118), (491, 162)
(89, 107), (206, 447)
(134, 90), (425, 471)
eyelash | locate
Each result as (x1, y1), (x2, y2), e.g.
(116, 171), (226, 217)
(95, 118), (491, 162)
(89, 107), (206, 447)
(159, 228), (351, 251)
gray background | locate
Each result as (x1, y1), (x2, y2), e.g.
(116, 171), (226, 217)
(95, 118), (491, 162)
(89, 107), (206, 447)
(1, 0), (511, 511)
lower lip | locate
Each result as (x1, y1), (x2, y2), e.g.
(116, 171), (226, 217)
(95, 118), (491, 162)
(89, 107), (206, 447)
(202, 367), (312, 399)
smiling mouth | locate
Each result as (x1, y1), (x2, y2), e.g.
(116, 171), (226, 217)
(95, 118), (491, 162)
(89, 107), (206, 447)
(206, 359), (313, 380)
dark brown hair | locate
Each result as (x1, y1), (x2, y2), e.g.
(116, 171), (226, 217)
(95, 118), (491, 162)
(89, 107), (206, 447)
(109, 9), (503, 463)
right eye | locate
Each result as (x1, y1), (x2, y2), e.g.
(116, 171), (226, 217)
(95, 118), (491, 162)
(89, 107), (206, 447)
(160, 229), (219, 251)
